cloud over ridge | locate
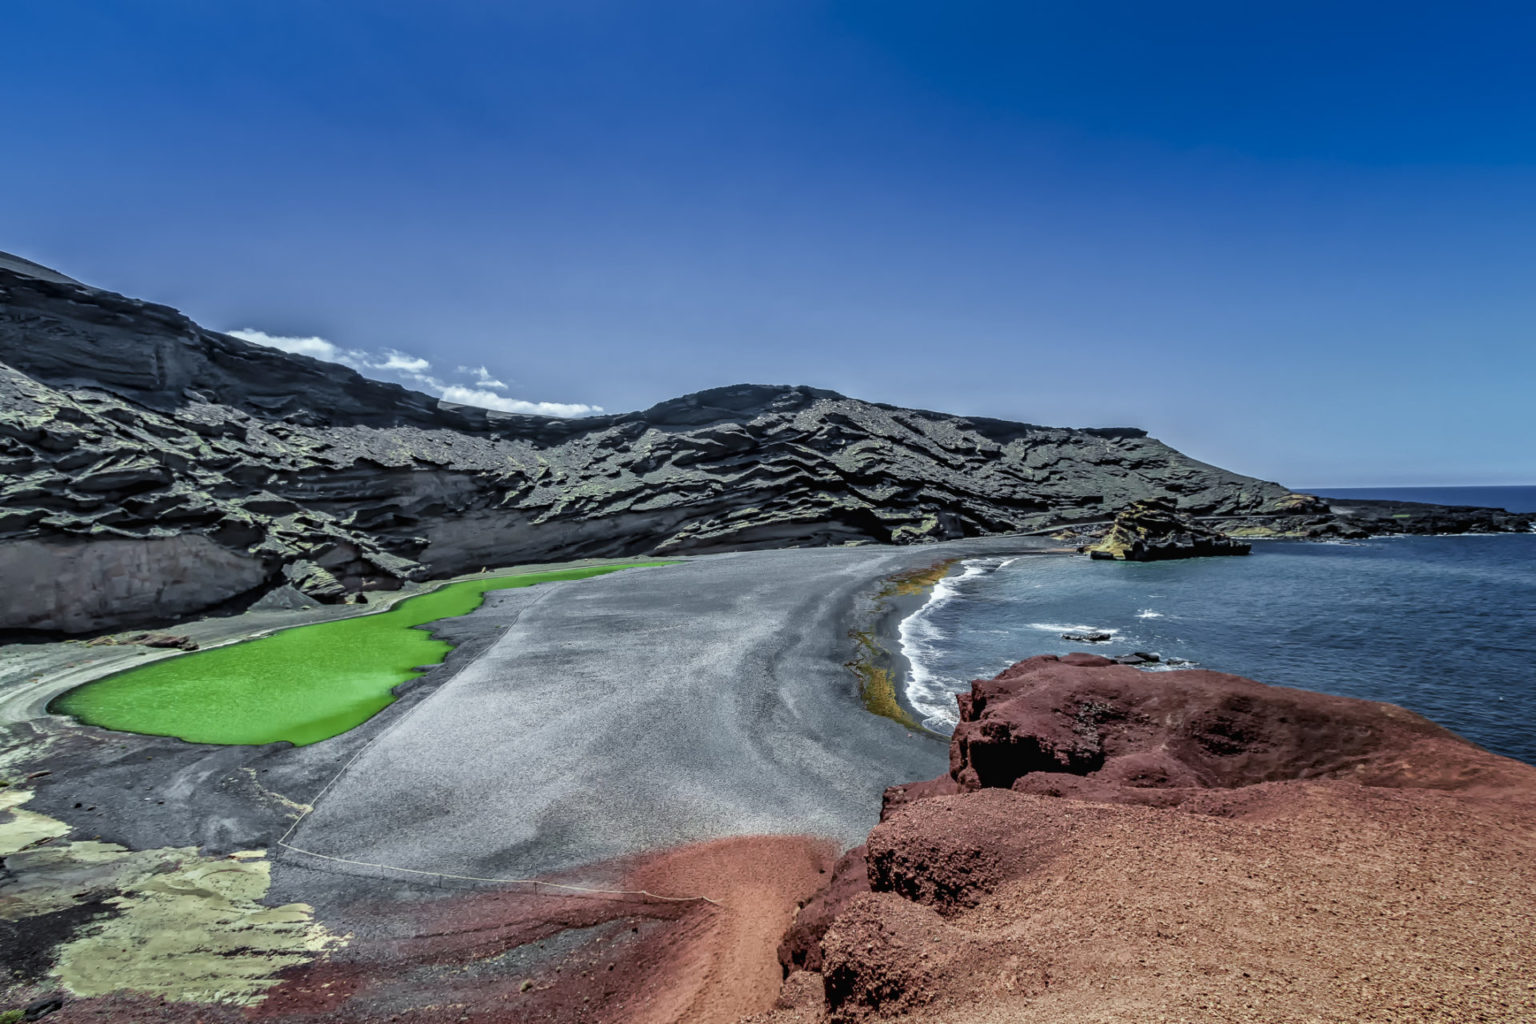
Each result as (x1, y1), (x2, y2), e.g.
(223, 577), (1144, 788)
(226, 329), (601, 418)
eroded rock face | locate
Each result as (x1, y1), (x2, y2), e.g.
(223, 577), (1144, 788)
(772, 658), (1536, 1023)
(0, 534), (269, 632)
(3, 251), (1531, 632)
(944, 652), (1488, 796)
(778, 844), (871, 974)
(1083, 497), (1254, 560)
(0, 254), (1320, 633)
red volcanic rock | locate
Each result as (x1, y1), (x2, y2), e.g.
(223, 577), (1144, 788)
(948, 653), (1515, 799)
(818, 893), (953, 1020)
(762, 657), (1536, 1023)
(777, 844), (871, 974)
(878, 775), (961, 820)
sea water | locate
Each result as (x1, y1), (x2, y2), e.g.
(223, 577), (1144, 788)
(902, 532), (1536, 764)
(1305, 484), (1536, 513)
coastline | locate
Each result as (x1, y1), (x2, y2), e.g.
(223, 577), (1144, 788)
(1, 537), (1059, 866)
(864, 548), (1078, 735)
(763, 651), (1536, 1023)
(8, 532), (1527, 1020)
(870, 533), (1536, 766)
(1, 545), (966, 1017)
(849, 586), (937, 734)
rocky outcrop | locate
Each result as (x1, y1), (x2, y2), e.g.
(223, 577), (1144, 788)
(3, 251), (1531, 632)
(945, 652), (1507, 798)
(1083, 497), (1254, 560)
(0, 534), (270, 633)
(770, 656), (1536, 1022)
(777, 844), (872, 975)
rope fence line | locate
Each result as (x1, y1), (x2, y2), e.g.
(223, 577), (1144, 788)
(274, 840), (721, 904)
(271, 586), (723, 907)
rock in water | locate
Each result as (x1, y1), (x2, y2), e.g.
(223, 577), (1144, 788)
(1083, 497), (1252, 560)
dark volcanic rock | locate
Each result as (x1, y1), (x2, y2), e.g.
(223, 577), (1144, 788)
(1083, 497), (1253, 560)
(3, 251), (1530, 631)
(0, 253), (1320, 632)
(83, 630), (199, 651)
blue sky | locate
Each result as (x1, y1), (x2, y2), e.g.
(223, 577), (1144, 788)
(4, 1), (1533, 485)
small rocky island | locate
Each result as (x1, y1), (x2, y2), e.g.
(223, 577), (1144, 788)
(1081, 497), (1253, 560)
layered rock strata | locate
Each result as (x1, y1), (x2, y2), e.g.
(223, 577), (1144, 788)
(1082, 497), (1252, 559)
(3, 250), (1531, 632)
(770, 654), (1536, 1023)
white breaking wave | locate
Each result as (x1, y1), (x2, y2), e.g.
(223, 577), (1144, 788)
(1136, 609), (1163, 619)
(1026, 622), (1122, 637)
(898, 560), (991, 730)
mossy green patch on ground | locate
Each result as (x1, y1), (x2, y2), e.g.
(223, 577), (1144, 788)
(845, 559), (956, 733)
(879, 560), (956, 598)
(847, 627), (923, 731)
(51, 563), (668, 747)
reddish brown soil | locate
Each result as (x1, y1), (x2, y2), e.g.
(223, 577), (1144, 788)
(759, 655), (1536, 1023)
(40, 835), (835, 1024)
(34, 655), (1536, 1023)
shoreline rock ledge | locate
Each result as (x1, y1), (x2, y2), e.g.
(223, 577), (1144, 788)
(768, 654), (1536, 1023)
(1082, 497), (1253, 560)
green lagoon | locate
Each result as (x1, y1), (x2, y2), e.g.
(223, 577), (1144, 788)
(51, 563), (666, 747)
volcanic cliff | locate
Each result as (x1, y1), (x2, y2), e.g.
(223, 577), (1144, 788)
(766, 654), (1536, 1023)
(1, 250), (1528, 633)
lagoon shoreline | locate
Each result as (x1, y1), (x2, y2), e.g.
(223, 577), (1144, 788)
(1, 537), (1058, 885)
(3, 532), (1533, 1020)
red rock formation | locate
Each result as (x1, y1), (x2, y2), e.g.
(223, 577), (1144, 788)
(765, 656), (1536, 1023)
(947, 653), (1517, 799)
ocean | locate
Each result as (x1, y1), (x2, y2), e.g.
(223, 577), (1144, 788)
(1305, 484), (1536, 513)
(901, 510), (1536, 765)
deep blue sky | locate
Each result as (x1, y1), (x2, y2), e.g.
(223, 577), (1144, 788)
(4, 1), (1533, 485)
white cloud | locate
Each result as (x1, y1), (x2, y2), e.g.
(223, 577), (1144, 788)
(458, 365), (509, 390)
(227, 329), (351, 364)
(228, 327), (600, 418)
(437, 385), (602, 418)
(376, 350), (432, 375)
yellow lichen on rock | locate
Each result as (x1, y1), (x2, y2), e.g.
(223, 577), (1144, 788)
(0, 790), (344, 1005)
(0, 788), (70, 855)
(54, 852), (340, 1004)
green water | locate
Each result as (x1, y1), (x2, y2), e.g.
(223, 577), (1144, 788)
(51, 563), (666, 747)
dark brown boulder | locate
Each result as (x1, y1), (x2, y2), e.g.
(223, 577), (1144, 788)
(138, 632), (199, 651)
